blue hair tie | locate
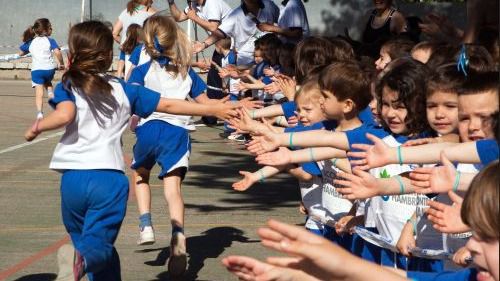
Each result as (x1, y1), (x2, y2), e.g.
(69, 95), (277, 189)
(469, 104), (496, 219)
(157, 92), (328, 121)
(153, 36), (170, 67)
(457, 45), (469, 76)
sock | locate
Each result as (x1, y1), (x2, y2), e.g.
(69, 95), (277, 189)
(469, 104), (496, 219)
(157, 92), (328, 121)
(47, 90), (54, 99)
(172, 225), (184, 235)
(139, 213), (152, 229)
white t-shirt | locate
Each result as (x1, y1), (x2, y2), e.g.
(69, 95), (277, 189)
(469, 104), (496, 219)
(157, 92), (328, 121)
(49, 78), (161, 171)
(19, 36), (59, 71)
(300, 176), (325, 230)
(128, 60), (207, 129)
(118, 7), (153, 44)
(318, 159), (353, 222)
(218, 0), (279, 65)
(184, 0), (232, 23)
(367, 135), (429, 243)
(278, 0), (310, 43)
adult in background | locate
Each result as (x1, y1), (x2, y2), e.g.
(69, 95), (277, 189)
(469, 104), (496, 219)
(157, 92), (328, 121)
(256, 0), (310, 44)
(112, 0), (158, 44)
(360, 0), (407, 58)
(169, 0), (232, 125)
(193, 0), (280, 66)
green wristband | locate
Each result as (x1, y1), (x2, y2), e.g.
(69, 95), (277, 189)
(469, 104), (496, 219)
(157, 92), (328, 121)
(407, 218), (417, 234)
(259, 170), (265, 183)
(453, 171), (461, 192)
(251, 110), (255, 120)
(289, 132), (294, 149)
(309, 148), (315, 162)
(332, 158), (338, 167)
(397, 146), (403, 165)
(395, 175), (405, 194)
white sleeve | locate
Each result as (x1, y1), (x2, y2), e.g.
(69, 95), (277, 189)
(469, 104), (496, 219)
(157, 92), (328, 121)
(280, 6), (306, 28)
(217, 11), (236, 38)
(203, 1), (223, 21)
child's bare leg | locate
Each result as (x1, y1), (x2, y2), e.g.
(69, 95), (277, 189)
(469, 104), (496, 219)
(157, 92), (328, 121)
(163, 168), (185, 229)
(35, 85), (44, 117)
(134, 168), (155, 245)
(46, 82), (54, 99)
(163, 167), (187, 276)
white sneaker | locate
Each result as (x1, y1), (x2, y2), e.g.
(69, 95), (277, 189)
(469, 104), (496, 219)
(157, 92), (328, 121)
(36, 112), (44, 119)
(137, 226), (155, 245)
(168, 232), (187, 277)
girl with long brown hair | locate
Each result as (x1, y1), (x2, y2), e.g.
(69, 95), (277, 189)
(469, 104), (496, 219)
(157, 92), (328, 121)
(23, 20), (237, 281)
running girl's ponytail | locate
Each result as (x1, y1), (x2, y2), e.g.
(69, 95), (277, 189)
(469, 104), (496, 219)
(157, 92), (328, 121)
(143, 15), (191, 78)
(121, 24), (143, 55)
(63, 21), (118, 127)
(22, 18), (52, 42)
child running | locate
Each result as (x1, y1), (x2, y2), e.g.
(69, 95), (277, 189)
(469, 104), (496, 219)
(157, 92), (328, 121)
(23, 20), (237, 281)
(19, 18), (65, 119)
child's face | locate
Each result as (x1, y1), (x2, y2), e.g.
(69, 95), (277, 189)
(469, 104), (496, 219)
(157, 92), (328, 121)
(381, 86), (408, 134)
(426, 91), (459, 135)
(458, 90), (498, 142)
(411, 49), (431, 64)
(296, 93), (325, 126)
(375, 49), (391, 71)
(369, 82), (381, 123)
(254, 50), (263, 64)
(319, 90), (346, 120)
(466, 235), (499, 281)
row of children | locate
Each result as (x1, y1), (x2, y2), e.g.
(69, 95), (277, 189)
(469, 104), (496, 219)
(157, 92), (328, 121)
(220, 32), (499, 281)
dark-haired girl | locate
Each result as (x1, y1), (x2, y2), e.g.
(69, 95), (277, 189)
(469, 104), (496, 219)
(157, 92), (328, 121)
(19, 18), (64, 119)
(23, 20), (237, 281)
(116, 24), (143, 79)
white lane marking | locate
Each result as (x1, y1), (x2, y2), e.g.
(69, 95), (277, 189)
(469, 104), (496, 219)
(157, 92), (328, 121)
(0, 132), (63, 155)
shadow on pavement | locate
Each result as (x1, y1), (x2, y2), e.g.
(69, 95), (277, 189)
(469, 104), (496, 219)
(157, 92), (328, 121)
(144, 226), (258, 281)
(12, 273), (57, 281)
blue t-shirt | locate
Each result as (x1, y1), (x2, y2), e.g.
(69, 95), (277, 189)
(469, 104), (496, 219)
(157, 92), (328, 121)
(129, 43), (144, 66)
(476, 139), (499, 165)
(408, 268), (477, 281)
(262, 64), (281, 85)
(281, 101), (297, 120)
(284, 123), (326, 176)
(358, 106), (377, 128)
(128, 61), (206, 99)
(50, 78), (160, 119)
(119, 50), (126, 61)
(19, 37), (59, 53)
(253, 61), (269, 80)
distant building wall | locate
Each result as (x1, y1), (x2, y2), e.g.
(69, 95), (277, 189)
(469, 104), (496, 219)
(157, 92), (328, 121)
(0, 0), (465, 54)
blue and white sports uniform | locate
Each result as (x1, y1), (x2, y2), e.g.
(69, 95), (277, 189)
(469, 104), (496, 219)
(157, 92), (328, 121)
(129, 43), (151, 68)
(408, 268), (478, 281)
(476, 139), (499, 165)
(128, 59), (206, 179)
(49, 78), (161, 280)
(19, 36), (60, 87)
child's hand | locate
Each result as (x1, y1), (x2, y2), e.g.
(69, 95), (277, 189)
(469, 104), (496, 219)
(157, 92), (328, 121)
(402, 137), (438, 147)
(396, 222), (416, 257)
(287, 116), (299, 127)
(232, 171), (258, 191)
(348, 133), (392, 170)
(229, 108), (258, 134)
(256, 147), (293, 166)
(24, 119), (41, 141)
(334, 168), (381, 200)
(247, 131), (281, 155)
(263, 67), (276, 77)
(335, 215), (353, 235)
(344, 215), (364, 234)
(238, 97), (264, 110)
(452, 246), (472, 267)
(236, 81), (250, 91)
(213, 96), (240, 121)
(274, 75), (296, 101)
(426, 191), (470, 234)
(264, 82), (280, 94)
(299, 202), (308, 215)
(410, 153), (456, 194)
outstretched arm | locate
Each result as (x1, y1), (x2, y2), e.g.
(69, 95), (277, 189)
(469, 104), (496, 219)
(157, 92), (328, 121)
(25, 101), (76, 141)
(156, 96), (238, 121)
(168, 1), (189, 22)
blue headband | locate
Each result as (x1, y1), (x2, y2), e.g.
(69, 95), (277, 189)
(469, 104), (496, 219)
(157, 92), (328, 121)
(457, 45), (469, 77)
(153, 36), (170, 67)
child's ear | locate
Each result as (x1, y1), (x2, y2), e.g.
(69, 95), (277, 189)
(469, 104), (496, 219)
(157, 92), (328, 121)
(342, 99), (355, 114)
(318, 96), (325, 106)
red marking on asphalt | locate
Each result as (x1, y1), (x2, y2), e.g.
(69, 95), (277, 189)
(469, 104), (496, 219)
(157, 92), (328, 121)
(0, 235), (70, 281)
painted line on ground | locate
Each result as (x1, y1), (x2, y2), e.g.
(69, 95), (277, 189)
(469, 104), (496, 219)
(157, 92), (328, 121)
(0, 131), (63, 155)
(0, 236), (70, 281)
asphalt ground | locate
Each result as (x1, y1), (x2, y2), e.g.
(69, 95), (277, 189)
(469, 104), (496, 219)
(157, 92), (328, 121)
(0, 80), (303, 281)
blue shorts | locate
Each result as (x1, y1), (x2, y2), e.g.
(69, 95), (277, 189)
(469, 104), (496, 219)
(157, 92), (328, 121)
(131, 120), (191, 179)
(31, 69), (56, 87)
